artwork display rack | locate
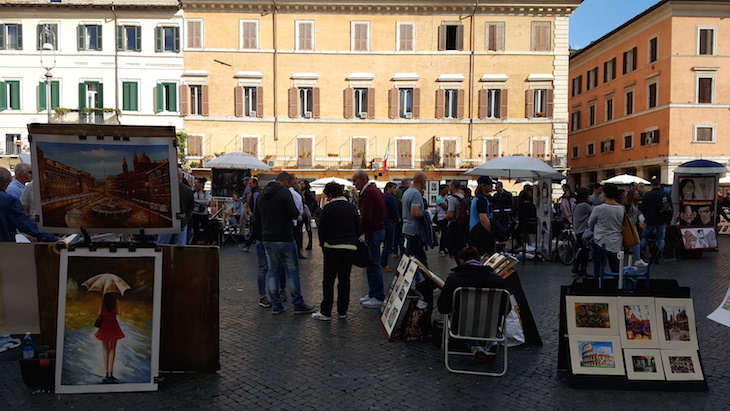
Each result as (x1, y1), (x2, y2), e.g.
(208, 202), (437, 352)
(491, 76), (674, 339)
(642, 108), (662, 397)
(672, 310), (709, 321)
(558, 278), (708, 391)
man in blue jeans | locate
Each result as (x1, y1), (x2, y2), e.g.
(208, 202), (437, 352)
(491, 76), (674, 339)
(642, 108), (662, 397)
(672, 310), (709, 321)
(352, 170), (386, 308)
(254, 172), (314, 315)
(639, 177), (671, 264)
(381, 182), (400, 272)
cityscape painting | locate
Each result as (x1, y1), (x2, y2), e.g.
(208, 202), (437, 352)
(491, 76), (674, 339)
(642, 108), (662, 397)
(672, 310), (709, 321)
(568, 335), (625, 376)
(656, 298), (698, 350)
(31, 134), (180, 234)
(617, 297), (659, 348)
(565, 296), (619, 336)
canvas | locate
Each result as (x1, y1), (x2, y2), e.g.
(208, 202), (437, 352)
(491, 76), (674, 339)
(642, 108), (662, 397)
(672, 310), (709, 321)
(55, 249), (162, 393)
(617, 297), (660, 348)
(655, 298), (698, 350)
(565, 295), (619, 336)
(707, 285), (730, 328)
(679, 227), (717, 250)
(568, 335), (625, 376)
(380, 256), (418, 339)
(661, 350), (704, 381)
(623, 349), (665, 381)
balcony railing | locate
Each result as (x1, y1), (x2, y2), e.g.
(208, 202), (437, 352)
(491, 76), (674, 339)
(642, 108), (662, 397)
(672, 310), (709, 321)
(53, 108), (121, 125)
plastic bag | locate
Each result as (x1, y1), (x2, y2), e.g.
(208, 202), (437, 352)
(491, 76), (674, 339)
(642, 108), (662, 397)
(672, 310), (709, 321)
(505, 295), (525, 347)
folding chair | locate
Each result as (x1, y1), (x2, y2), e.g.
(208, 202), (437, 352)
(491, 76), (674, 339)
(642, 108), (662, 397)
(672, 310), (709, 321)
(443, 287), (511, 376)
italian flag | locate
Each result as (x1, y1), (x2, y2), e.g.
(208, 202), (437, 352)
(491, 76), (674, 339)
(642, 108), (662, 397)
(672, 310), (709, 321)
(383, 139), (390, 172)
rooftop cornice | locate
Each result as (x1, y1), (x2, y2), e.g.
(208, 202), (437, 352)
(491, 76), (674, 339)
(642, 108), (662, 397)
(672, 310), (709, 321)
(0, 0), (179, 9)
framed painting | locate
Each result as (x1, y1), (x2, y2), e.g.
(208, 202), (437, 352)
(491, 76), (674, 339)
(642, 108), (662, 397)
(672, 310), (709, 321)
(655, 298), (698, 350)
(380, 256), (418, 339)
(396, 254), (411, 275)
(623, 349), (665, 381)
(568, 335), (625, 376)
(30, 133), (180, 234)
(679, 227), (717, 250)
(565, 295), (619, 336)
(55, 248), (162, 393)
(617, 297), (660, 348)
(707, 285), (730, 328)
(661, 350), (704, 381)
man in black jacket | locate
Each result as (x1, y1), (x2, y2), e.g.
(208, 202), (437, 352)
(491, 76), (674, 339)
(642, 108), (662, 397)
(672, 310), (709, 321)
(255, 172), (315, 315)
(639, 177), (671, 264)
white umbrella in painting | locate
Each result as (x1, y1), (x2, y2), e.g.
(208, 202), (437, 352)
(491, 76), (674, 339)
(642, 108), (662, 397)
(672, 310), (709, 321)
(601, 174), (650, 185)
(204, 152), (272, 171)
(673, 159), (729, 175)
(82, 273), (131, 296)
(310, 176), (354, 189)
(464, 156), (565, 181)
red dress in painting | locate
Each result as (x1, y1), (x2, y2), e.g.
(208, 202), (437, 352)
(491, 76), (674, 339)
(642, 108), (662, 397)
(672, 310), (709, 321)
(94, 304), (125, 341)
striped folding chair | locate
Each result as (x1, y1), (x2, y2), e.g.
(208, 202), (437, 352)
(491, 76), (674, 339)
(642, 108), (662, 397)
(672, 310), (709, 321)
(443, 287), (511, 376)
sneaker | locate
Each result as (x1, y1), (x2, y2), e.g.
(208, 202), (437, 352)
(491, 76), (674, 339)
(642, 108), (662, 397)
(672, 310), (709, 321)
(311, 311), (332, 321)
(382, 266), (395, 273)
(439, 251), (446, 257)
(258, 297), (271, 308)
(298, 254), (308, 260)
(294, 304), (316, 314)
(359, 294), (371, 302)
(471, 346), (497, 364)
(338, 314), (347, 319)
(238, 244), (250, 252)
(362, 297), (383, 308)
(272, 307), (286, 315)
(634, 259), (649, 267)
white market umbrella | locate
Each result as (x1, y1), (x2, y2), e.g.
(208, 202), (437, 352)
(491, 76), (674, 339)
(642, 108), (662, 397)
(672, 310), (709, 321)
(371, 180), (386, 189)
(310, 176), (354, 189)
(464, 156), (564, 181)
(673, 159), (729, 175)
(204, 152), (271, 171)
(601, 174), (650, 185)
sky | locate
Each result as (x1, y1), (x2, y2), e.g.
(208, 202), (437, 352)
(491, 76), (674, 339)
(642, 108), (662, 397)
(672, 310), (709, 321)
(569, 0), (662, 49)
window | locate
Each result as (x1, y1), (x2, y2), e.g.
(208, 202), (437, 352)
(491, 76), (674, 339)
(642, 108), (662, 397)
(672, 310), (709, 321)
(605, 97), (614, 121)
(296, 21), (314, 51)
(241, 136), (259, 157)
(438, 23), (463, 51)
(694, 124), (715, 143)
(187, 19), (203, 49)
(155, 26), (180, 52)
(397, 22), (415, 51)
(344, 87), (373, 119)
(486, 22), (505, 51)
(587, 142), (595, 156)
(37, 24), (57, 50)
(121, 81), (138, 111)
(6, 134), (20, 155)
(116, 25), (141, 52)
(697, 77), (713, 104)
(640, 129), (659, 146)
(625, 90), (634, 115)
(38, 80), (60, 111)
(299, 88), (313, 117)
(623, 133), (633, 149)
(648, 81), (658, 109)
(623, 47), (637, 74)
(351, 137), (368, 168)
(288, 86), (320, 118)
(530, 138), (547, 159)
(479, 88), (506, 119)
(77, 24), (102, 51)
(436, 89), (463, 119)
(531, 22), (550, 52)
(484, 138), (500, 159)
(187, 135), (203, 157)
(586, 67), (598, 90)
(0, 24), (23, 50)
(698, 27), (715, 55)
(236, 86), (263, 117)
(182, 85), (209, 116)
(526, 89), (553, 118)
(399, 88), (414, 118)
(0, 80), (20, 110)
(604, 58), (616, 83)
(442, 139), (458, 168)
(352, 22), (369, 52)
(571, 145), (579, 159)
(389, 87), (420, 119)
(241, 20), (258, 50)
(297, 137), (314, 168)
(648, 36), (658, 63)
(79, 81), (103, 109)
(396, 138), (413, 168)
(588, 103), (596, 126)
(570, 110), (581, 131)
(571, 75), (582, 97)
(601, 138), (615, 153)
(155, 82), (177, 112)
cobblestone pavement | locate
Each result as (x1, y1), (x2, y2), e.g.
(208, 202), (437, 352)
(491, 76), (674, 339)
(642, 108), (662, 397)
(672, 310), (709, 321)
(2, 235), (730, 410)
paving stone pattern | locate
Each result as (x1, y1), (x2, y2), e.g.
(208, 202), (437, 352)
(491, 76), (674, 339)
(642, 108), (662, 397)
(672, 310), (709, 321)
(2, 236), (730, 410)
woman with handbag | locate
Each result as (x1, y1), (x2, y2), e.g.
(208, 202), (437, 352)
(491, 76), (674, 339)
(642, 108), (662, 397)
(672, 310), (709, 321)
(588, 184), (624, 277)
(311, 182), (362, 321)
(95, 293), (125, 383)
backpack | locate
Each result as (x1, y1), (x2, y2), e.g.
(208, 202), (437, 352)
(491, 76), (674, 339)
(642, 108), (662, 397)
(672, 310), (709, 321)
(456, 196), (470, 227)
(659, 195), (673, 223)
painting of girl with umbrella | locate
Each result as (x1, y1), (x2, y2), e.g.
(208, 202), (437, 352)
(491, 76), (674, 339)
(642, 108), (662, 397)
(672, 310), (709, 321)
(55, 249), (162, 393)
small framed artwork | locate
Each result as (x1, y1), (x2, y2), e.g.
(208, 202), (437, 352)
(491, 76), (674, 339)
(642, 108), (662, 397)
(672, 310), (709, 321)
(397, 255), (411, 275)
(623, 349), (665, 380)
(707, 285), (730, 328)
(679, 227), (717, 250)
(617, 297), (660, 348)
(565, 295), (619, 336)
(655, 298), (698, 350)
(661, 350), (704, 381)
(569, 335), (625, 376)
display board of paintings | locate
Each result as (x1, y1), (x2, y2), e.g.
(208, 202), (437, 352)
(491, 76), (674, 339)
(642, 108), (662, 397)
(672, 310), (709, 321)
(675, 175), (718, 250)
(380, 255), (418, 339)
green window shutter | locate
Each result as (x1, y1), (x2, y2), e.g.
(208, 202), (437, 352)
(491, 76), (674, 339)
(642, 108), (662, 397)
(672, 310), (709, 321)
(0, 25), (5, 50)
(155, 84), (164, 112)
(78, 82), (86, 109)
(77, 24), (84, 50)
(135, 26), (141, 52)
(173, 27), (180, 52)
(155, 27), (162, 52)
(122, 82), (130, 110)
(0, 82), (7, 110)
(16, 24), (22, 50)
(39, 81), (46, 111)
(97, 83), (103, 108)
(8, 81), (19, 109)
(96, 25), (102, 51)
(51, 80), (60, 109)
(122, 82), (138, 111)
(116, 26), (123, 51)
(37, 24), (42, 50)
(167, 83), (177, 111)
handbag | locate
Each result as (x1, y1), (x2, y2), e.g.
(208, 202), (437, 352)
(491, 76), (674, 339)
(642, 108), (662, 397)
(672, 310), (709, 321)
(622, 214), (640, 248)
(353, 239), (371, 268)
(94, 315), (103, 328)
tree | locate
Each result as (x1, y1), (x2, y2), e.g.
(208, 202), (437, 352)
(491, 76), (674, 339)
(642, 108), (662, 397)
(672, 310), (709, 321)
(176, 131), (189, 170)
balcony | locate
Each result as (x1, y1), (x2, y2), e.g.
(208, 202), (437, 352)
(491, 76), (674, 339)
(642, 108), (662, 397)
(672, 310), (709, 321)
(53, 108), (121, 125)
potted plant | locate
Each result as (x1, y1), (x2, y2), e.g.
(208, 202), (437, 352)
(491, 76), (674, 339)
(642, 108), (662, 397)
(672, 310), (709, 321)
(354, 151), (366, 158)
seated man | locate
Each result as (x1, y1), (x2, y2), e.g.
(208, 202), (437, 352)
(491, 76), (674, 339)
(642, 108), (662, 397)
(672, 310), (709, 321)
(437, 246), (507, 363)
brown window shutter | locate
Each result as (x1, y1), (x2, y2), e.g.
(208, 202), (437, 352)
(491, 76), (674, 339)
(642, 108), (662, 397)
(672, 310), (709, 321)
(344, 88), (354, 118)
(488, 25), (497, 51)
(201, 85), (209, 116)
(435, 89), (445, 119)
(546, 89), (554, 117)
(438, 25), (447, 51)
(525, 89), (534, 118)
(312, 87), (321, 118)
(478, 89), (487, 119)
(288, 87), (298, 118)
(500, 89), (508, 119)
(179, 85), (190, 116)
(412, 88), (421, 119)
(234, 86), (244, 117)
(654, 130), (660, 144)
(367, 88), (375, 118)
(456, 25), (464, 51)
(456, 89), (465, 119)
(388, 87), (397, 119)
(256, 86), (264, 117)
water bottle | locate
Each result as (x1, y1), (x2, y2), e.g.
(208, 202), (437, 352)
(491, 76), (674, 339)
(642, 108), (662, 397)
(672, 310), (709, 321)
(22, 332), (34, 360)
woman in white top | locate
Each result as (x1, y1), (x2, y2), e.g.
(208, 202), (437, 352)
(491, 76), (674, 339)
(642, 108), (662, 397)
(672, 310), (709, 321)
(588, 184), (624, 277)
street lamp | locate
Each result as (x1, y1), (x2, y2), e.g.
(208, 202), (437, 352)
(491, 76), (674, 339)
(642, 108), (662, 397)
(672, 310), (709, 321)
(39, 25), (56, 124)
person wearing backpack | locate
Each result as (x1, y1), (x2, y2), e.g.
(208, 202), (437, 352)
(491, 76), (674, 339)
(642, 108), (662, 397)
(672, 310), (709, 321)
(638, 177), (672, 264)
(445, 179), (470, 264)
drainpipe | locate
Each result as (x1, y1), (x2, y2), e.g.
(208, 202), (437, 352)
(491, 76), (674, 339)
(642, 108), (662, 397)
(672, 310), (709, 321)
(111, 5), (119, 122)
(273, 0), (279, 142)
(467, 0), (479, 158)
